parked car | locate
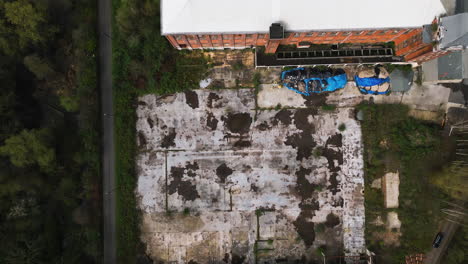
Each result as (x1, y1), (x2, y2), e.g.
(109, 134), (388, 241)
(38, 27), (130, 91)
(281, 67), (347, 96)
(432, 232), (444, 248)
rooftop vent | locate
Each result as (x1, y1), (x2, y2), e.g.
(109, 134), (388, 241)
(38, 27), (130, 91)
(270, 23), (284, 39)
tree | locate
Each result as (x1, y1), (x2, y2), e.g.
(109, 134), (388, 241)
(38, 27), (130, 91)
(0, 88), (21, 141)
(59, 95), (79, 112)
(23, 54), (54, 80)
(3, 235), (45, 264)
(3, 0), (46, 48)
(0, 129), (56, 172)
(0, 0), (56, 55)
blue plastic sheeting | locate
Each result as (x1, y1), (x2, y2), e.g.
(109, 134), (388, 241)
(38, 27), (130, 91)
(358, 88), (389, 95)
(317, 73), (347, 93)
(354, 76), (390, 87)
(355, 76), (391, 95)
(282, 69), (347, 96)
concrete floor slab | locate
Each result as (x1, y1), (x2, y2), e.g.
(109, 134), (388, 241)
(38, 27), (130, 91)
(136, 89), (365, 263)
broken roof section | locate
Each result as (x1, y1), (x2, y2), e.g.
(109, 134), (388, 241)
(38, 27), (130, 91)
(439, 13), (468, 49)
(161, 0), (446, 35)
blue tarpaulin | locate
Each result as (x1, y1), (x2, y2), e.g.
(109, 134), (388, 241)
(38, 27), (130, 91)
(354, 76), (390, 87)
(281, 67), (347, 96)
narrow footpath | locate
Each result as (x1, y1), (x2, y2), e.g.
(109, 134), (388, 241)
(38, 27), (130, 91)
(98, 0), (116, 262)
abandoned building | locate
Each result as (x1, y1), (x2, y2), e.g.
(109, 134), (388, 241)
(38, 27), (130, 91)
(161, 0), (448, 63)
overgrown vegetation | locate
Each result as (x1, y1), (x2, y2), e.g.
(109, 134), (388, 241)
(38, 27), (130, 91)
(253, 72), (261, 89)
(431, 165), (468, 200)
(442, 225), (468, 264)
(384, 64), (413, 73)
(431, 22), (439, 32)
(112, 0), (210, 262)
(0, 0), (101, 263)
(312, 146), (323, 158)
(359, 104), (453, 263)
(231, 60), (245, 71)
(321, 104), (337, 111)
(338, 123), (346, 131)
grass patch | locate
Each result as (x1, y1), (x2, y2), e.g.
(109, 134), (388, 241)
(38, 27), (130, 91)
(253, 72), (261, 89)
(312, 146), (323, 158)
(321, 104), (337, 111)
(358, 104), (451, 263)
(385, 64), (413, 73)
(112, 0), (211, 262)
(282, 66), (296, 71)
(338, 123), (346, 131)
(231, 60), (245, 71)
(315, 223), (326, 233)
(183, 207), (190, 216)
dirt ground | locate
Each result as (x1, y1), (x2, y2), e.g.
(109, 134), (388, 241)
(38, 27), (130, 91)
(136, 89), (365, 263)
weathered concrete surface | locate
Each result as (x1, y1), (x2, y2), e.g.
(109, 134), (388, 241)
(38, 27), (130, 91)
(136, 89), (365, 263)
(257, 83), (305, 108)
(258, 81), (451, 122)
(383, 172), (400, 209)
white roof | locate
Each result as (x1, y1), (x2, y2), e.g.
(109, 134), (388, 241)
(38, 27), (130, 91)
(161, 0), (447, 35)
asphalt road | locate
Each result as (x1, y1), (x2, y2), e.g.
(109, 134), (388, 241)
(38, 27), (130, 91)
(98, 0), (116, 262)
(423, 219), (460, 264)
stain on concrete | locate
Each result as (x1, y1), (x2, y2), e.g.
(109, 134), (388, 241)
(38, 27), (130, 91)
(234, 140), (251, 148)
(302, 93), (328, 108)
(216, 163), (233, 183)
(295, 167), (315, 200)
(284, 108), (318, 161)
(161, 128), (176, 148)
(207, 92), (222, 108)
(168, 166), (200, 201)
(326, 133), (343, 147)
(293, 210), (315, 247)
(206, 112), (218, 130)
(332, 197), (344, 208)
(293, 166), (319, 247)
(322, 148), (343, 172)
(285, 133), (316, 161)
(325, 213), (340, 228)
(322, 142), (342, 195)
(231, 254), (245, 264)
(185, 90), (199, 109)
(328, 173), (339, 195)
(251, 184), (259, 192)
(138, 131), (146, 147)
(242, 164), (252, 173)
(223, 253), (230, 263)
(223, 113), (252, 134)
(294, 108), (317, 132)
(256, 121), (271, 131)
(185, 162), (199, 177)
(147, 117), (154, 129)
(323, 133), (343, 198)
(273, 109), (292, 126)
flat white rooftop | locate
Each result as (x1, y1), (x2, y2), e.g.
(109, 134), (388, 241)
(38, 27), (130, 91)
(161, 0), (447, 35)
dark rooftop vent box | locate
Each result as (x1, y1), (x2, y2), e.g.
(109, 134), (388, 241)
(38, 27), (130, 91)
(270, 23), (284, 39)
